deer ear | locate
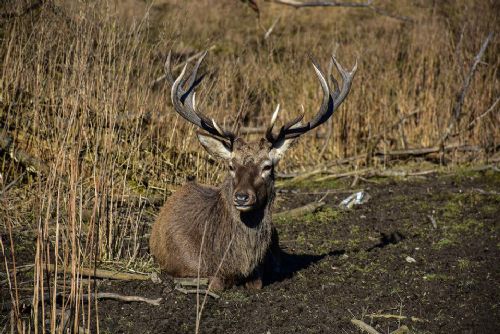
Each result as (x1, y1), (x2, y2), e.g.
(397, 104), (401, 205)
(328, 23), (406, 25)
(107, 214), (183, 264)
(269, 137), (297, 163)
(197, 133), (232, 160)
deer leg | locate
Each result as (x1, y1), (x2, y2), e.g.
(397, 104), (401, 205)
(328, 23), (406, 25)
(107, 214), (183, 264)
(245, 264), (264, 290)
(245, 266), (263, 290)
(209, 276), (227, 291)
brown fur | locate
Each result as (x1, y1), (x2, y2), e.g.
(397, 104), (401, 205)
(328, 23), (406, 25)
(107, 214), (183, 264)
(149, 138), (280, 289)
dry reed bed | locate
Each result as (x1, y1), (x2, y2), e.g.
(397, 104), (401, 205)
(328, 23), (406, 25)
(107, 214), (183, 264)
(0, 0), (498, 332)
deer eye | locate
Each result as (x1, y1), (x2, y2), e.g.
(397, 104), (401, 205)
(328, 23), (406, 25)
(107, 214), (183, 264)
(228, 163), (235, 172)
(262, 164), (272, 172)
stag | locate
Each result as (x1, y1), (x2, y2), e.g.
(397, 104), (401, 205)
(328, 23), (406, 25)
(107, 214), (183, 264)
(149, 51), (357, 290)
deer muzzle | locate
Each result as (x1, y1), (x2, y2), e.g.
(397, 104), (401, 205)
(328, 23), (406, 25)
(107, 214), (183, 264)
(233, 191), (256, 211)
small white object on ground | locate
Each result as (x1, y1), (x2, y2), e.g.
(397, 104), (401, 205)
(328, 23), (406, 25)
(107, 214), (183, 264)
(150, 272), (162, 284)
(405, 256), (416, 263)
(339, 191), (371, 209)
(427, 214), (438, 229)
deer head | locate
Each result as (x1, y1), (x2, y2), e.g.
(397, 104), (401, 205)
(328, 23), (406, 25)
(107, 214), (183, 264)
(164, 51), (357, 212)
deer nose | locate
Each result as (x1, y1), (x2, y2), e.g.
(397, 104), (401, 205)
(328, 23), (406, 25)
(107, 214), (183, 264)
(235, 192), (250, 204)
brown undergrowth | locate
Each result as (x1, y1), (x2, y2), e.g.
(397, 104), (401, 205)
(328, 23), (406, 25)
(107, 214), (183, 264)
(0, 0), (498, 332)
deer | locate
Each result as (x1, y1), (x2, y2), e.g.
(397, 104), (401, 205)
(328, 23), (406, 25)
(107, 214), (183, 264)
(149, 51), (357, 290)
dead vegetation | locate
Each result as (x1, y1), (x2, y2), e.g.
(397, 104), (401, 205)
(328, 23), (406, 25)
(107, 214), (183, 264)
(0, 0), (499, 332)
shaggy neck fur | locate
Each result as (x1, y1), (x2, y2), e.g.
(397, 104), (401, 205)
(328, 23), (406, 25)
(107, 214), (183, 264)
(201, 176), (275, 279)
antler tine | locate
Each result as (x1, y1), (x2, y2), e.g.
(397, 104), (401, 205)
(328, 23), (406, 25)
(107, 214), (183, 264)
(266, 104), (281, 141)
(267, 55), (357, 143)
(326, 58), (340, 101)
(331, 56), (357, 109)
(164, 51), (175, 85)
(330, 73), (340, 100)
(270, 104), (280, 129)
(166, 50), (234, 141)
(182, 51), (207, 99)
(307, 57), (334, 127)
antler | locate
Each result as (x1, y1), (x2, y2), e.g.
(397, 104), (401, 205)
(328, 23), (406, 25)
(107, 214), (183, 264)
(165, 51), (235, 141)
(266, 55), (357, 144)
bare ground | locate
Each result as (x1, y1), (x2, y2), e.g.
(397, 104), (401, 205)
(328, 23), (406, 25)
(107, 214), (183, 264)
(1, 170), (499, 333)
(93, 170), (500, 334)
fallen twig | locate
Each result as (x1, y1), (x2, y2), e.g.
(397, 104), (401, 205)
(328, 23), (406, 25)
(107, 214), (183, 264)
(375, 144), (481, 158)
(471, 188), (500, 196)
(278, 144), (482, 180)
(174, 285), (220, 299)
(46, 264), (150, 281)
(0, 263), (35, 286)
(279, 167), (329, 181)
(174, 277), (209, 287)
(469, 164), (499, 172)
(350, 174), (360, 187)
(274, 201), (325, 219)
(427, 215), (437, 229)
(368, 313), (427, 322)
(2, 291), (162, 312)
(278, 188), (363, 196)
(316, 168), (438, 182)
(390, 325), (410, 334)
(351, 319), (381, 334)
(84, 292), (162, 306)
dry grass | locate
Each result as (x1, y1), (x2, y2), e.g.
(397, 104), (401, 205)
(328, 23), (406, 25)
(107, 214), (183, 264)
(0, 0), (498, 332)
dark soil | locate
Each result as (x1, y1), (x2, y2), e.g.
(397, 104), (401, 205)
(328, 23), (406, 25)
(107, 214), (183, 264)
(2, 171), (499, 333)
(95, 171), (499, 334)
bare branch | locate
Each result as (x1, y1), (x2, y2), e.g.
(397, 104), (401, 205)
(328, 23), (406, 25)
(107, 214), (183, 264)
(268, 0), (413, 22)
(271, 0), (374, 8)
(438, 32), (493, 146)
(264, 16), (281, 40)
(467, 96), (500, 129)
